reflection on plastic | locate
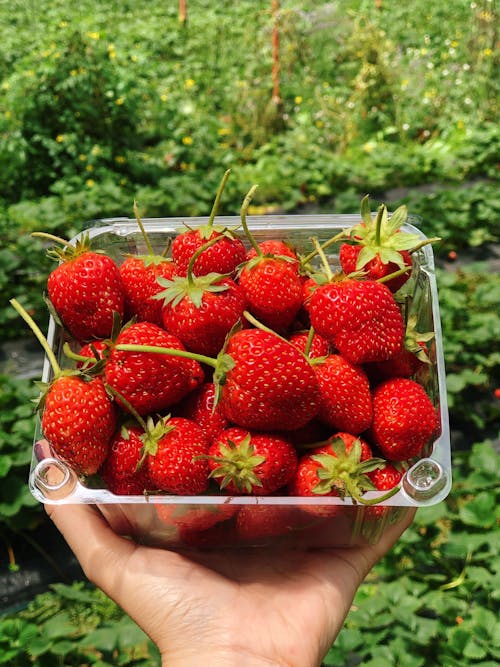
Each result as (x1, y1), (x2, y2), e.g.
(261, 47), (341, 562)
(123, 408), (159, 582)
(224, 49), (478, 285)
(403, 458), (448, 503)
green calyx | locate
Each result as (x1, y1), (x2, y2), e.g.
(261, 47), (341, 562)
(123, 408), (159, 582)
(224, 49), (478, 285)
(155, 272), (230, 309)
(404, 314), (435, 363)
(31, 231), (97, 263)
(312, 436), (385, 502)
(206, 435), (266, 493)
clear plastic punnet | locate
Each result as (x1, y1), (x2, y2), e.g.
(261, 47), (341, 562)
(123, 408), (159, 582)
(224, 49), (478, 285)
(29, 215), (452, 549)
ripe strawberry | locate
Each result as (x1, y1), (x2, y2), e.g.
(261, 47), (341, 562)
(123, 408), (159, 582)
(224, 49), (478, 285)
(288, 432), (381, 515)
(120, 256), (176, 325)
(145, 416), (210, 494)
(76, 339), (109, 370)
(308, 277), (405, 364)
(41, 233), (125, 342)
(158, 273), (246, 356)
(207, 427), (298, 495)
(105, 322), (204, 415)
(171, 170), (246, 276)
(246, 240), (299, 267)
(42, 375), (117, 476)
(288, 329), (330, 358)
(219, 328), (321, 431)
(100, 424), (153, 495)
(156, 502), (237, 532)
(175, 382), (229, 443)
(369, 378), (438, 461)
(313, 354), (373, 434)
(236, 504), (303, 541)
(364, 463), (404, 519)
(338, 196), (420, 292)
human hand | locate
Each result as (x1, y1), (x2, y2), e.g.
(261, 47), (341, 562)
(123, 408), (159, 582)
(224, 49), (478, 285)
(47, 503), (415, 667)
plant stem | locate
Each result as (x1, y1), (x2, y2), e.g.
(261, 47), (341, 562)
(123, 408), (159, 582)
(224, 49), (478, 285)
(374, 204), (385, 246)
(311, 237), (333, 281)
(114, 343), (217, 368)
(31, 231), (71, 247)
(133, 200), (155, 256)
(300, 230), (346, 266)
(240, 184), (261, 256)
(10, 299), (61, 376)
(207, 168), (231, 228)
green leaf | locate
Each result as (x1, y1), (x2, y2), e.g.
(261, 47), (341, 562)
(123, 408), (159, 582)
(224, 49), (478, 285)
(459, 491), (497, 528)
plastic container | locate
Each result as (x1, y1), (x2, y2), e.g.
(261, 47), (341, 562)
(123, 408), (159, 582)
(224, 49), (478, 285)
(29, 214), (451, 549)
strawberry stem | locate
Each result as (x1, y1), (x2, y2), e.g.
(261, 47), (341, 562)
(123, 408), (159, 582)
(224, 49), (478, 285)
(133, 200), (155, 256)
(358, 484), (401, 506)
(311, 237), (333, 281)
(409, 237), (442, 253)
(207, 169), (231, 228)
(374, 205), (385, 246)
(300, 230), (346, 266)
(31, 231), (72, 248)
(10, 299), (61, 377)
(240, 184), (261, 256)
(105, 384), (148, 432)
(303, 326), (315, 358)
(186, 234), (226, 287)
(376, 265), (411, 284)
(63, 343), (97, 364)
(114, 343), (218, 368)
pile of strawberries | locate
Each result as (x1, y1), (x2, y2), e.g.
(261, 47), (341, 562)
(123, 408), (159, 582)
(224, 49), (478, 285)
(16, 173), (442, 543)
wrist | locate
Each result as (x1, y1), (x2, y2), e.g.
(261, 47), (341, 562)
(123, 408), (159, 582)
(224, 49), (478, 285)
(162, 648), (284, 667)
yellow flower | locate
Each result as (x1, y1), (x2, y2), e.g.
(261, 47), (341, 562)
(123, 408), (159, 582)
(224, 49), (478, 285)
(218, 127), (230, 136)
(401, 78), (409, 90)
(362, 141), (375, 153)
(115, 97), (125, 106)
(160, 93), (168, 102)
(457, 120), (465, 129)
(315, 120), (324, 128)
(295, 95), (303, 104)
(180, 161), (188, 170)
(91, 145), (101, 156)
(87, 31), (100, 40)
(86, 164), (94, 172)
(78, 154), (86, 161)
(70, 69), (78, 77)
(59, 20), (68, 28)
(131, 54), (138, 63)
(450, 40), (459, 48)
(1, 81), (10, 90)
(86, 179), (95, 187)
(115, 155), (126, 164)
(184, 78), (195, 89)
(182, 136), (193, 145)
(482, 48), (493, 57)
(4, 110), (11, 119)
(56, 134), (65, 143)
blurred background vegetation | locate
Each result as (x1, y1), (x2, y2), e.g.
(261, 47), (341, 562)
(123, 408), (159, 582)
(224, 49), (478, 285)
(0, 1), (498, 665)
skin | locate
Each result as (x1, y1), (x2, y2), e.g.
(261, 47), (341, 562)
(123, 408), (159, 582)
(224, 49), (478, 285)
(47, 503), (415, 667)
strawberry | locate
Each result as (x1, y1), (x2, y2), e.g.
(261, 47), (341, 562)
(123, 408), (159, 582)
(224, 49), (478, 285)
(312, 354), (373, 434)
(364, 463), (404, 519)
(175, 382), (229, 443)
(76, 339), (109, 370)
(100, 424), (153, 495)
(120, 257), (176, 326)
(38, 232), (125, 342)
(236, 504), (303, 541)
(364, 314), (434, 382)
(156, 502), (237, 532)
(338, 196), (420, 293)
(308, 277), (405, 364)
(171, 170), (246, 277)
(219, 327), (321, 431)
(145, 416), (210, 494)
(42, 375), (117, 476)
(288, 329), (330, 358)
(207, 426), (298, 495)
(369, 377), (438, 461)
(105, 321), (204, 416)
(288, 432), (382, 515)
(246, 239), (299, 267)
(157, 262), (246, 356)
(237, 186), (303, 331)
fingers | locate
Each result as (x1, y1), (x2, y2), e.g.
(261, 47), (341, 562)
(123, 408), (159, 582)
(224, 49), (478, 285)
(45, 503), (137, 593)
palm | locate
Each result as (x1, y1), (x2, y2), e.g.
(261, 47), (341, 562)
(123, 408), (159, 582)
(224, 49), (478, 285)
(47, 504), (414, 666)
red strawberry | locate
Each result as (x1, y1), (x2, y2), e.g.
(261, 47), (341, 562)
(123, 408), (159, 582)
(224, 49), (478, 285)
(288, 432), (381, 515)
(288, 329), (330, 358)
(219, 328), (321, 431)
(76, 339), (109, 370)
(145, 416), (210, 494)
(246, 240), (299, 267)
(313, 354), (373, 434)
(100, 424), (153, 495)
(42, 233), (125, 342)
(236, 504), (303, 541)
(171, 170), (246, 277)
(175, 382), (229, 443)
(42, 375), (117, 476)
(159, 273), (246, 356)
(237, 186), (303, 332)
(364, 463), (404, 519)
(338, 196), (420, 292)
(156, 502), (237, 532)
(105, 322), (204, 416)
(369, 378), (438, 461)
(308, 277), (405, 364)
(364, 314), (434, 382)
(120, 255), (176, 325)
(207, 427), (298, 495)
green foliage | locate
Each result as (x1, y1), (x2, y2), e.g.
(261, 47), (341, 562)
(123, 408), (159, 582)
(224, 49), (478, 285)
(0, 582), (161, 666)
(325, 440), (500, 667)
